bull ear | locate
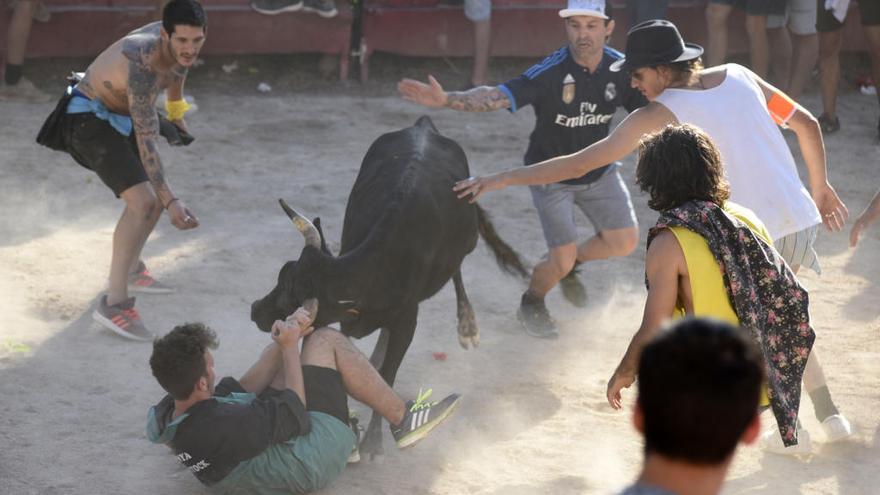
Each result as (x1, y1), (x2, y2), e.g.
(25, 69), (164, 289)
(312, 217), (334, 257)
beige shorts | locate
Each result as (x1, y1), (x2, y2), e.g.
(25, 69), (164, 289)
(773, 224), (821, 274)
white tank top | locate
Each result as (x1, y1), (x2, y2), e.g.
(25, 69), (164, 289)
(654, 63), (821, 240)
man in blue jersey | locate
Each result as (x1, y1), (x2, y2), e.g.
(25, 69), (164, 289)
(399, 0), (646, 339)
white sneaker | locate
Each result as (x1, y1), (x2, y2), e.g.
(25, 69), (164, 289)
(760, 427), (812, 456)
(821, 414), (853, 442)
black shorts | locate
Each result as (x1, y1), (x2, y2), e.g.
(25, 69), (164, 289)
(817, 0), (880, 32)
(262, 365), (349, 425)
(62, 112), (148, 197)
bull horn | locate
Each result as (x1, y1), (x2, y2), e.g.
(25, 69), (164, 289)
(279, 199), (321, 249)
(302, 298), (319, 322)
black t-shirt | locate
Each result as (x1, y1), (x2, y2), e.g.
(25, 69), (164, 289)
(499, 45), (647, 185)
(165, 377), (311, 486)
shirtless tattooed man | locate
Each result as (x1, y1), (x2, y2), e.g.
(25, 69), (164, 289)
(37, 0), (207, 341)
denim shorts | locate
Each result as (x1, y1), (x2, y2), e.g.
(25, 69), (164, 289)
(529, 166), (638, 248)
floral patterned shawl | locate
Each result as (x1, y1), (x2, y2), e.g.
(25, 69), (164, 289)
(648, 200), (815, 446)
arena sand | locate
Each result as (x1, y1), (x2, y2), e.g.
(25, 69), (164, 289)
(1, 75), (878, 495)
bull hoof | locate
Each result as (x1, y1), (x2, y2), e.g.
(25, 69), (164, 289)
(458, 332), (480, 350)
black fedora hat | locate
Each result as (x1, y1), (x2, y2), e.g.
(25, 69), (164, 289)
(609, 19), (703, 72)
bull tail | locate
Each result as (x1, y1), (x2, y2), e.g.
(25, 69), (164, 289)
(475, 204), (530, 280)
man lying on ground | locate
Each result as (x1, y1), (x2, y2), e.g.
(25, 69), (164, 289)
(147, 305), (461, 494)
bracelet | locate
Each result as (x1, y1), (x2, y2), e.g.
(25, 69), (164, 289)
(165, 99), (191, 121)
(163, 197), (180, 209)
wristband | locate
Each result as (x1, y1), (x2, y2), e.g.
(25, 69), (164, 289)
(165, 99), (191, 121)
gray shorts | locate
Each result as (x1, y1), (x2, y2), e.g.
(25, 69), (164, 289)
(774, 224), (821, 274)
(529, 167), (638, 249)
(465, 0), (491, 21)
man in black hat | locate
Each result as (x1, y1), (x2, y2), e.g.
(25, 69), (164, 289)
(398, 0), (647, 339)
(455, 18), (853, 454)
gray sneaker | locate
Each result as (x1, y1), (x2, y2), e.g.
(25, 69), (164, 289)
(127, 261), (176, 294)
(559, 266), (587, 308)
(302, 0), (337, 17)
(391, 390), (461, 449)
(517, 298), (558, 339)
(93, 296), (155, 342)
(251, 0), (304, 15)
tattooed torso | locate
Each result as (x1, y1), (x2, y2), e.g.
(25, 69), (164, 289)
(75, 22), (185, 114)
(74, 21), (190, 200)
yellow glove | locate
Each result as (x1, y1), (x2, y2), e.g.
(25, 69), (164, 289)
(165, 99), (191, 121)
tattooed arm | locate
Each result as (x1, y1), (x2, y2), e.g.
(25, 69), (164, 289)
(398, 75), (510, 112)
(125, 39), (199, 230)
(164, 66), (189, 131)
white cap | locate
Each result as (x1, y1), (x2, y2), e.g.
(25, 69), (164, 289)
(559, 0), (608, 19)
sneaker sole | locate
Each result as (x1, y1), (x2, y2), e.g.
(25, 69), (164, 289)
(251, 3), (304, 14)
(516, 308), (559, 339)
(127, 284), (176, 294)
(92, 310), (155, 342)
(303, 6), (338, 17)
(395, 396), (461, 450)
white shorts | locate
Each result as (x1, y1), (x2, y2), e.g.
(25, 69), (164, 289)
(767, 0), (817, 35)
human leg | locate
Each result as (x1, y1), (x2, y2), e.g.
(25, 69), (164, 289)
(706, 1), (735, 66)
(0, 0), (50, 102)
(300, 328), (461, 449)
(571, 167), (639, 265)
(109, 183), (162, 305)
(465, 0), (491, 87)
(785, 0), (818, 99)
(781, 244), (851, 441)
(746, 13), (772, 77)
(5, 0), (35, 70)
(817, 0), (844, 130)
(300, 328), (406, 425)
(863, 23), (880, 138)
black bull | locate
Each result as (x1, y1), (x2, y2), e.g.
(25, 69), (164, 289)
(250, 116), (527, 457)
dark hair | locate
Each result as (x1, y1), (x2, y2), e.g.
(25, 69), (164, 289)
(162, 0), (207, 35)
(636, 123), (731, 211)
(638, 318), (764, 464)
(150, 323), (218, 400)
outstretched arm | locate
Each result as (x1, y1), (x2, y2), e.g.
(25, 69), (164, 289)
(850, 188), (880, 247)
(753, 74), (848, 231)
(125, 39), (198, 229)
(607, 230), (681, 410)
(453, 103), (676, 202)
(398, 75), (511, 112)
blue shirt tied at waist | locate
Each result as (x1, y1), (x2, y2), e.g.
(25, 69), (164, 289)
(65, 86), (133, 137)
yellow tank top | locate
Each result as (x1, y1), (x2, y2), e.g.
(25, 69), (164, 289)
(668, 202), (772, 323)
(668, 202), (773, 406)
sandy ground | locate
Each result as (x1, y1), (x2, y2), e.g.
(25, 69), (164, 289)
(1, 57), (879, 495)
